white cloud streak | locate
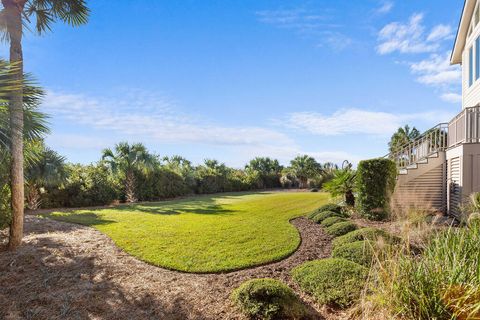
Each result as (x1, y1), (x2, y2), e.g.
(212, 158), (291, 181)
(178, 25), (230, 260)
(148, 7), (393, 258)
(376, 1), (394, 14)
(281, 108), (456, 136)
(377, 13), (452, 55)
(440, 93), (462, 104)
(410, 52), (461, 86)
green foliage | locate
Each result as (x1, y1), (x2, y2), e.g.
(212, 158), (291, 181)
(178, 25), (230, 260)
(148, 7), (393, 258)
(231, 278), (308, 320)
(372, 226), (480, 320)
(43, 163), (119, 208)
(332, 227), (398, 249)
(288, 155), (322, 189)
(311, 210), (347, 224)
(325, 221), (357, 237)
(245, 157), (283, 189)
(307, 203), (343, 219)
(332, 241), (375, 267)
(321, 216), (347, 228)
(356, 158), (397, 221)
(323, 161), (356, 206)
(389, 125), (421, 153)
(292, 258), (368, 308)
(0, 183), (11, 229)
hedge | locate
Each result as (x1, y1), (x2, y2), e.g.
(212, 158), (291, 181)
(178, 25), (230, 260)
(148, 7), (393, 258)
(308, 203), (343, 219)
(231, 278), (308, 320)
(356, 158), (397, 221)
(292, 258), (368, 308)
(325, 221), (358, 237)
(332, 241), (375, 267)
(321, 216), (347, 228)
(332, 227), (400, 250)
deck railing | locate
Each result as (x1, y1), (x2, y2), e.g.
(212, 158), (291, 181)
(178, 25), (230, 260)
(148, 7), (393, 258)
(388, 123), (449, 169)
(448, 106), (480, 147)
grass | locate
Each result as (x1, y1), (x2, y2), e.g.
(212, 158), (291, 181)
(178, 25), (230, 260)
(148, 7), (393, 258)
(44, 191), (330, 273)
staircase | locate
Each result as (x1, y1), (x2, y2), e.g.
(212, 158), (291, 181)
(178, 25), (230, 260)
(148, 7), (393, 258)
(388, 124), (448, 215)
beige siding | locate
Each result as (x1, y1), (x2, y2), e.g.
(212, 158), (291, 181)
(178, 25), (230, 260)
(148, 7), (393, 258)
(448, 157), (462, 215)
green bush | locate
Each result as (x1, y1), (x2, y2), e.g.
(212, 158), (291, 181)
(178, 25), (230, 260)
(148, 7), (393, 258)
(332, 241), (375, 267)
(321, 216), (347, 228)
(308, 203), (343, 219)
(0, 183), (11, 229)
(332, 227), (399, 249)
(325, 221), (357, 237)
(231, 278), (308, 320)
(292, 258), (368, 308)
(356, 158), (397, 221)
(311, 210), (347, 224)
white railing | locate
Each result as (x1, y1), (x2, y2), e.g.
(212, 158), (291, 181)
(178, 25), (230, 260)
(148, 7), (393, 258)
(448, 106), (480, 147)
(388, 123), (449, 169)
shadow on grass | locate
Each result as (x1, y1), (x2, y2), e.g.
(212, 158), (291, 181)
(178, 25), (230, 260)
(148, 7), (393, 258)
(43, 212), (116, 227)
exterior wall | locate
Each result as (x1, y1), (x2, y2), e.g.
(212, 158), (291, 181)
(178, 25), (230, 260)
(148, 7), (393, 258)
(446, 143), (480, 215)
(391, 152), (446, 215)
(462, 0), (480, 109)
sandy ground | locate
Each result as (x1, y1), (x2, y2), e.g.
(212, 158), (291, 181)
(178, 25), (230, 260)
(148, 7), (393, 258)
(0, 216), (344, 320)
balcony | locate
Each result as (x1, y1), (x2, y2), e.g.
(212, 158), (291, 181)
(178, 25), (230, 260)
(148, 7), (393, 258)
(448, 105), (480, 148)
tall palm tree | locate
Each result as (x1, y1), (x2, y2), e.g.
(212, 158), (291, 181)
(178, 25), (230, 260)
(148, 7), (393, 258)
(289, 155), (322, 189)
(0, 0), (89, 249)
(389, 125), (421, 153)
(24, 142), (67, 210)
(102, 142), (157, 203)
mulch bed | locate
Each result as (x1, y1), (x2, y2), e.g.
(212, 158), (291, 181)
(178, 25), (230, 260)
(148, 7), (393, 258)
(0, 216), (340, 320)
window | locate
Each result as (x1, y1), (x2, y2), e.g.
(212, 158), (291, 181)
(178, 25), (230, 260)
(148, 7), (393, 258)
(476, 38), (480, 80)
(470, 46), (474, 87)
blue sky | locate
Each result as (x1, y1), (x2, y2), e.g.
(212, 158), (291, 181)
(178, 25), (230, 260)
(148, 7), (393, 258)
(2, 0), (464, 167)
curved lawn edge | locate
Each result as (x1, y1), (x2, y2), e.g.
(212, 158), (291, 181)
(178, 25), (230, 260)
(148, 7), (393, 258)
(43, 192), (330, 273)
(42, 215), (308, 274)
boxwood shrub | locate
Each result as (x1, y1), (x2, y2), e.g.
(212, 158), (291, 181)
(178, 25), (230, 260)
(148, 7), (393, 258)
(356, 158), (397, 221)
(321, 216), (347, 228)
(325, 221), (358, 237)
(332, 227), (399, 249)
(311, 210), (348, 224)
(292, 258), (368, 308)
(332, 241), (375, 267)
(307, 203), (343, 219)
(231, 278), (308, 320)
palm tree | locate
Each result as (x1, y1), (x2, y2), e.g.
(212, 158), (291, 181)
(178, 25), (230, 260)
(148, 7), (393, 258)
(0, 0), (89, 249)
(245, 157), (283, 188)
(389, 125), (421, 153)
(323, 161), (356, 206)
(102, 142), (157, 203)
(289, 155), (322, 189)
(24, 142), (67, 210)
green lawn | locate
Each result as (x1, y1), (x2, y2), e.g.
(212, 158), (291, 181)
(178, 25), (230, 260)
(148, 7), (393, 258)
(44, 191), (330, 273)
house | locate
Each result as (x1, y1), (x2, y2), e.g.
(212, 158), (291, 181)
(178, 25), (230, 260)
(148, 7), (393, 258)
(391, 0), (480, 216)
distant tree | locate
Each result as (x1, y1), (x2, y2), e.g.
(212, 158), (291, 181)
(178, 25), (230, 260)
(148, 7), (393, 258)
(389, 125), (421, 153)
(25, 142), (67, 210)
(0, 0), (89, 249)
(289, 155), (322, 189)
(102, 142), (157, 203)
(323, 161), (356, 206)
(245, 157), (283, 188)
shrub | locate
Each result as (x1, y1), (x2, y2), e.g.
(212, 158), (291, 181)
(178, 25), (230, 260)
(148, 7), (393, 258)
(369, 226), (480, 320)
(332, 227), (399, 249)
(311, 210), (348, 224)
(468, 212), (480, 227)
(356, 158), (397, 221)
(231, 278), (308, 320)
(307, 203), (343, 219)
(321, 216), (347, 228)
(292, 258), (368, 308)
(332, 241), (376, 267)
(325, 221), (358, 237)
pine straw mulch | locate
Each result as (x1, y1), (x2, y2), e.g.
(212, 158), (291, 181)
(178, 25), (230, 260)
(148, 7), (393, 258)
(0, 215), (347, 320)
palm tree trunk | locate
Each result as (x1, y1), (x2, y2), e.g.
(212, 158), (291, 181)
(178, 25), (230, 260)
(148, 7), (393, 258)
(26, 184), (41, 210)
(4, 0), (25, 250)
(125, 170), (137, 203)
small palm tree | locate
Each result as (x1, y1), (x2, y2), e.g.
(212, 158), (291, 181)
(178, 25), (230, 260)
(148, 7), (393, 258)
(0, 0), (89, 249)
(323, 161), (356, 206)
(389, 125), (421, 153)
(102, 142), (157, 203)
(289, 155), (322, 189)
(24, 142), (67, 210)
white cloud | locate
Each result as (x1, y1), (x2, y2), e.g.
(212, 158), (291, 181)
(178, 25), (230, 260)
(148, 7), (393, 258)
(441, 93), (462, 104)
(42, 90), (294, 148)
(377, 13), (452, 55)
(410, 52), (461, 86)
(281, 108), (455, 136)
(376, 1), (394, 14)
(256, 8), (351, 50)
